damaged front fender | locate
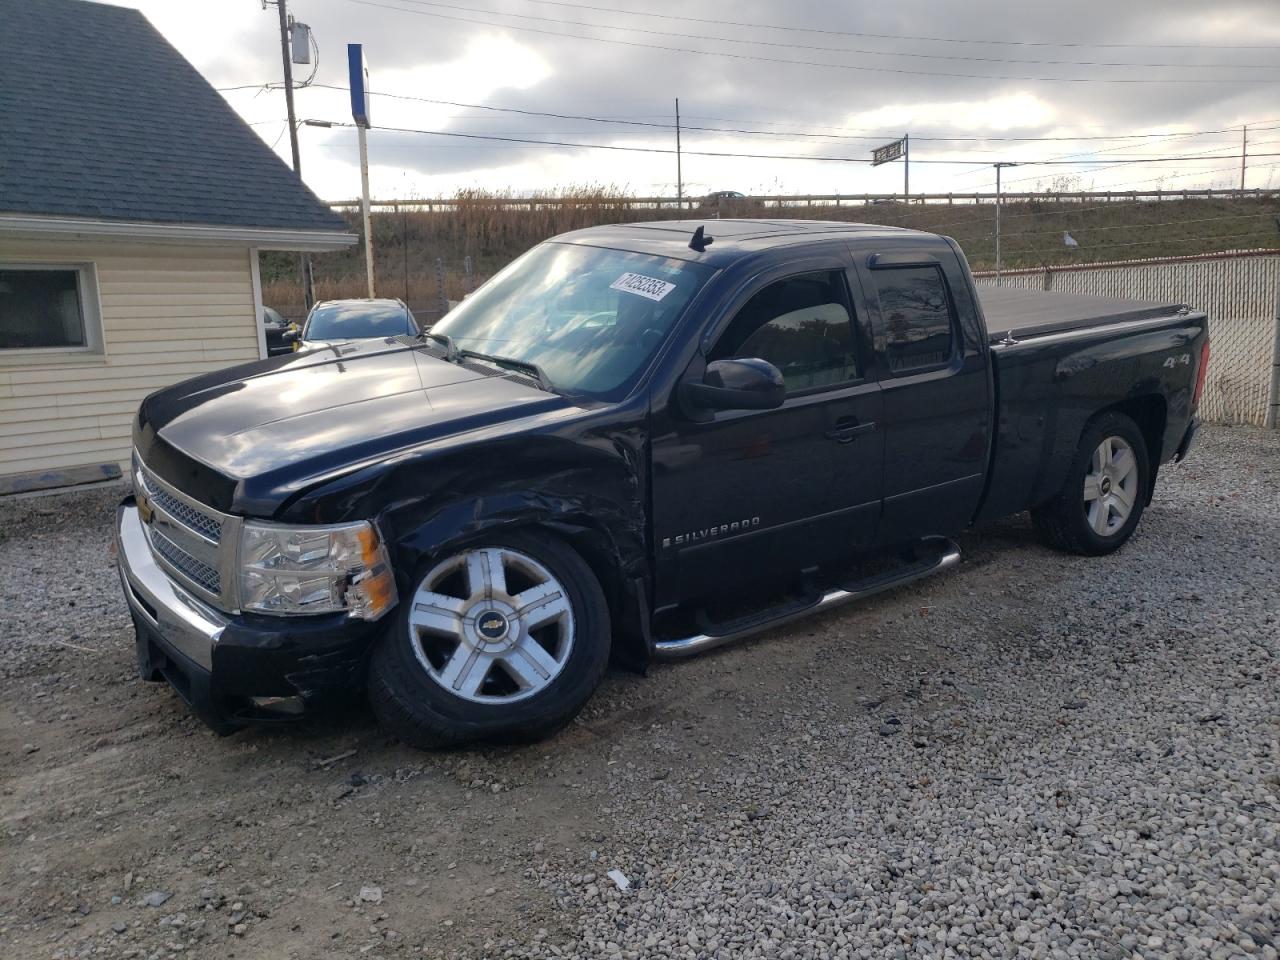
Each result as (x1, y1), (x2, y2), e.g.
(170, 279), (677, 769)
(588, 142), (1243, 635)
(276, 404), (655, 668)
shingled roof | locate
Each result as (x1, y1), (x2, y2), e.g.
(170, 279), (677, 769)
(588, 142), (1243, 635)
(0, 0), (349, 235)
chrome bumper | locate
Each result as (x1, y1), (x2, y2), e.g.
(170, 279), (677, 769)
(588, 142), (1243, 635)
(116, 502), (228, 672)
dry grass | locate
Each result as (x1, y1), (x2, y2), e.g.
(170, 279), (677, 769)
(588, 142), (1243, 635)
(260, 188), (1280, 320)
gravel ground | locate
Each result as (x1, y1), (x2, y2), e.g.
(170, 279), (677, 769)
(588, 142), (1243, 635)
(0, 422), (1276, 960)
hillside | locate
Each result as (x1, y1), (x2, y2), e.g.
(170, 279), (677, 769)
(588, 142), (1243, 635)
(261, 192), (1280, 320)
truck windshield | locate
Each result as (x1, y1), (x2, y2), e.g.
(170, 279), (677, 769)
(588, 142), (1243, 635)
(431, 242), (713, 399)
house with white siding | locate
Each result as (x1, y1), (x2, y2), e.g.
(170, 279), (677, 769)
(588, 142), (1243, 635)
(0, 0), (355, 492)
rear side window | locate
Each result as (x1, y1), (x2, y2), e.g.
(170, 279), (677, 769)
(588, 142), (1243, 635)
(869, 266), (956, 373)
(711, 270), (860, 393)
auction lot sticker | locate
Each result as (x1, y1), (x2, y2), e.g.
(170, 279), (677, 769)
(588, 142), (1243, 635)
(610, 272), (676, 302)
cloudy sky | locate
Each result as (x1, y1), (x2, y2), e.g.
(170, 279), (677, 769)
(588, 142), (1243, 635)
(106, 0), (1280, 202)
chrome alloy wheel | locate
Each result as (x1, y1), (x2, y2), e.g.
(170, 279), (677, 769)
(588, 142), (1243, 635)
(406, 547), (575, 704)
(1083, 436), (1139, 536)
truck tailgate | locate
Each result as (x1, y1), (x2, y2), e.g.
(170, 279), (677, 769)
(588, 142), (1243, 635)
(979, 286), (1185, 342)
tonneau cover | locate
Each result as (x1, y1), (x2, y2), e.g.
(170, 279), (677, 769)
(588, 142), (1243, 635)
(978, 286), (1186, 343)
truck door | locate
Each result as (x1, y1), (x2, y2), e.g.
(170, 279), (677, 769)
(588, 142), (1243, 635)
(650, 259), (884, 608)
(854, 249), (991, 541)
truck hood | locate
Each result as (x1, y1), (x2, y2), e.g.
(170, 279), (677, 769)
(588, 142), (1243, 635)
(136, 339), (572, 515)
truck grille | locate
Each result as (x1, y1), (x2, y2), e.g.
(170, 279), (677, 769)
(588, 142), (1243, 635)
(137, 472), (223, 542)
(133, 453), (240, 611)
(149, 527), (222, 595)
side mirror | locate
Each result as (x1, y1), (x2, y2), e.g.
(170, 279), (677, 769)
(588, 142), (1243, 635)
(681, 357), (785, 413)
(281, 329), (299, 345)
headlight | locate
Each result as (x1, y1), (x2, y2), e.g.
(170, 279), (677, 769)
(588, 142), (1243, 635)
(239, 520), (397, 619)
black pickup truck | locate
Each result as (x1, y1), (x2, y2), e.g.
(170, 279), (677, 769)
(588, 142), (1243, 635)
(117, 220), (1209, 747)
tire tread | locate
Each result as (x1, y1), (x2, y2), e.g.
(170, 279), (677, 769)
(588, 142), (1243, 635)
(367, 532), (611, 750)
(1031, 411), (1149, 557)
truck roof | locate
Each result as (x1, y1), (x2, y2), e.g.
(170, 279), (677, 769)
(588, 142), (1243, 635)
(554, 219), (931, 267)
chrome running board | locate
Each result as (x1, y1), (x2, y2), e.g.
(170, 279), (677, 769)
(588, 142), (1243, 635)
(652, 536), (961, 660)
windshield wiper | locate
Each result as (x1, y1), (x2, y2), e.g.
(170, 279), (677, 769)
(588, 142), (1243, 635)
(460, 350), (553, 392)
(419, 329), (459, 362)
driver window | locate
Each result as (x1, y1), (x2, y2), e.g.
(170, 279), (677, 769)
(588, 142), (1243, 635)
(710, 270), (860, 392)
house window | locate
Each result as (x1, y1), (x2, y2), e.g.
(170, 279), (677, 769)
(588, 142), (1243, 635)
(0, 264), (101, 354)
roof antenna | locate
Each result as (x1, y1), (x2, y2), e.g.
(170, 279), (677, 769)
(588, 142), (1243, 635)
(689, 225), (714, 252)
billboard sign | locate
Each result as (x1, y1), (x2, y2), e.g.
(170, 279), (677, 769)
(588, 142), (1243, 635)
(871, 139), (905, 166)
(348, 43), (371, 128)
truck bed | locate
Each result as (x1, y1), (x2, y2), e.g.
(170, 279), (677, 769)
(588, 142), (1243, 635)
(978, 286), (1186, 343)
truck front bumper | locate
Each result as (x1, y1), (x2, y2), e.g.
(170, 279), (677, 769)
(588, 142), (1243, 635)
(115, 499), (386, 733)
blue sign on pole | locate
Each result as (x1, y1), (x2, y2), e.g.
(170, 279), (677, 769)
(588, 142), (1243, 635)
(348, 44), (370, 128)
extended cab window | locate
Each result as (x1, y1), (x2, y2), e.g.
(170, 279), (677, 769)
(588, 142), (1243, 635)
(865, 264), (957, 373)
(711, 270), (859, 392)
(869, 265), (956, 373)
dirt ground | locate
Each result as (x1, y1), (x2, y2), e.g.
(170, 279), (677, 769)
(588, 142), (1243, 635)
(1, 425), (1276, 960)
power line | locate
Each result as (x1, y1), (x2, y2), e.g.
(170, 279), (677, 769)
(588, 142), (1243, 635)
(995, 138), (1280, 187)
(950, 126), (1249, 180)
(689, 124), (1277, 144)
(1090, 159), (1280, 192)
(230, 82), (1280, 151)
(353, 0), (1280, 70)
(346, 121), (882, 162)
(303, 85), (1280, 153)
(322, 119), (1280, 167)
(1008, 127), (1259, 167)
(308, 82), (901, 141)
(967, 131), (1280, 185)
(342, 0), (1280, 84)
(512, 0), (1280, 52)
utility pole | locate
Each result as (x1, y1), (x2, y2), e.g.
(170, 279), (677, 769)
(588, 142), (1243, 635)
(268, 0), (315, 308)
(994, 162), (1018, 286)
(675, 98), (683, 210)
(348, 44), (376, 298)
(1241, 124), (1248, 191)
(275, 0), (301, 175)
(401, 205), (409, 305)
(359, 124), (375, 297)
(903, 133), (909, 202)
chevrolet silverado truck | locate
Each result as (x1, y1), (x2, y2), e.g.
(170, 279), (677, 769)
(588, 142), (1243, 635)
(116, 220), (1209, 748)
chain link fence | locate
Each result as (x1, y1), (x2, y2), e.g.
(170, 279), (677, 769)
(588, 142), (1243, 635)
(976, 250), (1280, 427)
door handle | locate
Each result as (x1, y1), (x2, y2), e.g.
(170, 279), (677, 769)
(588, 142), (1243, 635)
(824, 418), (877, 444)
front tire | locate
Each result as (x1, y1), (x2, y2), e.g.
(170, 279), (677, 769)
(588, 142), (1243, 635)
(368, 532), (611, 749)
(1032, 412), (1149, 556)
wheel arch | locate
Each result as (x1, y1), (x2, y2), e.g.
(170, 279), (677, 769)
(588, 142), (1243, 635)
(388, 504), (652, 674)
(547, 520), (651, 673)
(1088, 394), (1166, 503)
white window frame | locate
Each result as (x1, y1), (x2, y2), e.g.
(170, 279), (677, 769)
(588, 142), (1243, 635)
(0, 261), (105, 364)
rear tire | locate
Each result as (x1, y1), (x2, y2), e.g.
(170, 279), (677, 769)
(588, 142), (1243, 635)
(368, 531), (611, 749)
(1032, 412), (1149, 556)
